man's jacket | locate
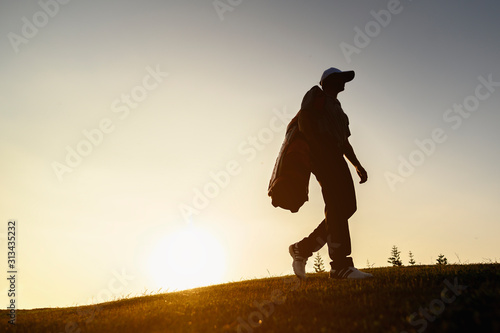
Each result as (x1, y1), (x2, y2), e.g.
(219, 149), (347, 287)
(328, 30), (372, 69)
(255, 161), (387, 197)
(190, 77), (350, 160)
(267, 86), (328, 212)
(267, 112), (311, 213)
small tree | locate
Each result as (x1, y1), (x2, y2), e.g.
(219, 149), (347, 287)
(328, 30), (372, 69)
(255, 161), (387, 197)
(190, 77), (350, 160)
(436, 254), (448, 265)
(313, 252), (326, 273)
(388, 245), (403, 266)
(408, 251), (416, 265)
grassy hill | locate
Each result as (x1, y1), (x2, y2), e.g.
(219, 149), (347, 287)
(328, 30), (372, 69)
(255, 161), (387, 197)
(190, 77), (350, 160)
(2, 264), (499, 333)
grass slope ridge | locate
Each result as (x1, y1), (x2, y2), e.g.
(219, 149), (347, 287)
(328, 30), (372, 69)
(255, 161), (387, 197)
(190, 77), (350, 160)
(2, 264), (499, 333)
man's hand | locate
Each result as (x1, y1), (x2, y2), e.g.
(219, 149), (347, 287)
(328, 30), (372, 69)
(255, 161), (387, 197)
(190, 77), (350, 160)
(356, 165), (368, 184)
(343, 140), (368, 183)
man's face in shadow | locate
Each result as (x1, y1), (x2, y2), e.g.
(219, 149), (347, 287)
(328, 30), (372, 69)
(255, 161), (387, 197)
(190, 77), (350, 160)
(322, 75), (346, 95)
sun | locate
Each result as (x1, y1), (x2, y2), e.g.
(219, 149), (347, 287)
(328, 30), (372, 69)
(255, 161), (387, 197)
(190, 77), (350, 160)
(147, 224), (226, 291)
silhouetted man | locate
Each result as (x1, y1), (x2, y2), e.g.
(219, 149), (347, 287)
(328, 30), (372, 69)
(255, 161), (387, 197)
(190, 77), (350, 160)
(289, 67), (373, 279)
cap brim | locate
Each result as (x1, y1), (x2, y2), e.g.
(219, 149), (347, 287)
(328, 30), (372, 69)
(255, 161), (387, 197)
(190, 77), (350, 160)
(321, 70), (355, 85)
(341, 70), (355, 82)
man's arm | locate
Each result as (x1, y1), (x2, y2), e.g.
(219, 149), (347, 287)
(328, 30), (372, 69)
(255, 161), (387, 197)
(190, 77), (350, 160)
(343, 139), (368, 184)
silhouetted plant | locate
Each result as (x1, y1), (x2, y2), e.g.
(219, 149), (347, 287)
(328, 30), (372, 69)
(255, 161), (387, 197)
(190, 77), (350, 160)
(408, 251), (416, 265)
(388, 245), (403, 266)
(313, 252), (326, 273)
(436, 254), (448, 265)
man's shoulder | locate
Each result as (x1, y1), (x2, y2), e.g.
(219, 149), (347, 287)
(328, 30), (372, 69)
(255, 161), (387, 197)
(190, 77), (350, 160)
(301, 85), (325, 111)
(305, 85), (324, 98)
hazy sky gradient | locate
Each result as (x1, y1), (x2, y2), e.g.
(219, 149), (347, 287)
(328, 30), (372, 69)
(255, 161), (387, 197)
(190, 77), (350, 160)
(1, 0), (499, 309)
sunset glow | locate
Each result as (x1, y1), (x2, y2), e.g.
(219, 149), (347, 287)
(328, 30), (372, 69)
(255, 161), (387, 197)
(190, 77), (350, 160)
(147, 225), (227, 292)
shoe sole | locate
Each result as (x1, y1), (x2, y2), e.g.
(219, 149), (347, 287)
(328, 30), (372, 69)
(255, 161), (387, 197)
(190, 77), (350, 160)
(289, 245), (307, 280)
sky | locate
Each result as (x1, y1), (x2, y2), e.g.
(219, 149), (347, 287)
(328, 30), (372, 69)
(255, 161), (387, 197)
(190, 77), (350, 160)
(0, 0), (499, 310)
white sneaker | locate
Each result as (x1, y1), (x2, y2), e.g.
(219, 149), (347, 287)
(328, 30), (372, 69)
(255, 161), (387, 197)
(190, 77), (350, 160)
(289, 243), (307, 279)
(330, 266), (373, 279)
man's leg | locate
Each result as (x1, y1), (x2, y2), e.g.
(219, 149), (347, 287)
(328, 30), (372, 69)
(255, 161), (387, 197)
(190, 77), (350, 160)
(295, 219), (328, 259)
(324, 211), (353, 270)
(316, 159), (356, 270)
(321, 173), (372, 279)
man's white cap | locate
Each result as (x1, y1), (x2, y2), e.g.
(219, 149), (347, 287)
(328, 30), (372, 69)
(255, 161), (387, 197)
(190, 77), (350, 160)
(320, 67), (355, 86)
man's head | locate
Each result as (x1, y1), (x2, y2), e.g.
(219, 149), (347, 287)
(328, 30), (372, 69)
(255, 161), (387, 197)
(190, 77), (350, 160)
(320, 67), (355, 95)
